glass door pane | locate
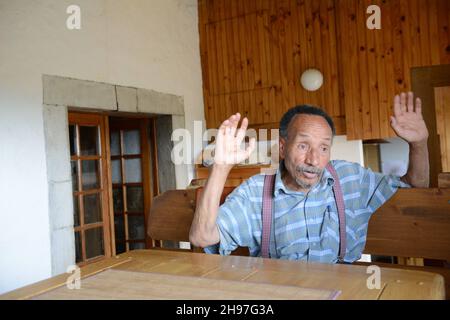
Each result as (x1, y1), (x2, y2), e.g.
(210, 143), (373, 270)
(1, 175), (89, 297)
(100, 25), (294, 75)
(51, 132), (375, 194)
(109, 118), (150, 253)
(69, 112), (111, 266)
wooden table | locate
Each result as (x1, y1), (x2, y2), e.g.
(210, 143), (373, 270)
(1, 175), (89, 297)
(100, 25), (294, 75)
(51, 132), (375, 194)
(1, 249), (445, 300)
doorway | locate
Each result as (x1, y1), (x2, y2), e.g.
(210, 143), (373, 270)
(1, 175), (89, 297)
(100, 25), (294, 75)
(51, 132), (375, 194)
(109, 117), (153, 254)
(411, 64), (450, 187)
(69, 112), (159, 265)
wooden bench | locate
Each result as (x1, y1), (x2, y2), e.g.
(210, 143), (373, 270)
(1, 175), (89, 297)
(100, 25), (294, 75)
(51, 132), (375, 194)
(148, 175), (450, 298)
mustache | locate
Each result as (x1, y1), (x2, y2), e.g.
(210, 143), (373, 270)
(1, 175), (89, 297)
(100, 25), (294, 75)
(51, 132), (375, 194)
(296, 165), (323, 175)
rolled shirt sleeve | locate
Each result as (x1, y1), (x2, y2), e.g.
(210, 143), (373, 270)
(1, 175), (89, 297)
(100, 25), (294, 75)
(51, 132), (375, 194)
(204, 178), (256, 255)
(358, 165), (411, 215)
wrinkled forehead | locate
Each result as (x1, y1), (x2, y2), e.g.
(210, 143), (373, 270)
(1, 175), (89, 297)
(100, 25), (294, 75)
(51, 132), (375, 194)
(287, 114), (333, 140)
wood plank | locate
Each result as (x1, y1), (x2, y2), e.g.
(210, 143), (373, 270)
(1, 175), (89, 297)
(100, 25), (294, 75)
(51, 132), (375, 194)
(438, 172), (450, 188)
(334, 0), (347, 123)
(311, 0), (325, 108)
(284, 0), (296, 109)
(400, 0), (411, 91)
(345, 0), (363, 140)
(434, 86), (450, 172)
(409, 0), (422, 67)
(428, 0), (441, 65)
(381, 0), (396, 138)
(356, 0), (372, 139)
(147, 189), (197, 242)
(365, 188), (450, 261)
(418, 0), (431, 66)
(373, 0), (387, 139)
(32, 269), (339, 300)
(291, 0), (304, 104)
(326, 0), (341, 117)
(437, 0), (450, 64)
(256, 10), (270, 124)
(303, 0), (315, 105)
(0, 255), (132, 300)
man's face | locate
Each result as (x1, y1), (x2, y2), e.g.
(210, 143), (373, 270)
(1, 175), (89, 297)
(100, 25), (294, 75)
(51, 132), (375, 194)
(279, 114), (333, 191)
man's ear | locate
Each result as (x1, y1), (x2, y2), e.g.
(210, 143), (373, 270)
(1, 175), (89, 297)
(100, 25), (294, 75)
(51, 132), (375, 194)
(279, 137), (286, 160)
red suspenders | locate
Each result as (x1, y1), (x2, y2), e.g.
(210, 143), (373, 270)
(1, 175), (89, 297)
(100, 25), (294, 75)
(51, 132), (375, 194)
(261, 163), (347, 262)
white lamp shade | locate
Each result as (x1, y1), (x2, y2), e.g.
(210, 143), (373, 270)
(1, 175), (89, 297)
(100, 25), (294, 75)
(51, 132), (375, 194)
(300, 68), (323, 91)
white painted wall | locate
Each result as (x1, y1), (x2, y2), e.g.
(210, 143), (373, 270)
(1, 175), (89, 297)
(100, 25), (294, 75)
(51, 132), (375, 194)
(0, 0), (366, 294)
(380, 137), (409, 175)
(0, 0), (203, 294)
(331, 135), (364, 166)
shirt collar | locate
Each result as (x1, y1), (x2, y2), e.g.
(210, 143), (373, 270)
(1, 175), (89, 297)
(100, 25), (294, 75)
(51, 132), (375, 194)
(273, 160), (335, 197)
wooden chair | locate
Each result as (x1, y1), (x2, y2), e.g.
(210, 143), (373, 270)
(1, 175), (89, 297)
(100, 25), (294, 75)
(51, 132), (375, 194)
(147, 186), (247, 255)
(148, 175), (450, 298)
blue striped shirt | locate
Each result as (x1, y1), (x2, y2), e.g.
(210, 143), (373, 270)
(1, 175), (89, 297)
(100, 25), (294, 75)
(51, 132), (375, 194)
(204, 160), (410, 263)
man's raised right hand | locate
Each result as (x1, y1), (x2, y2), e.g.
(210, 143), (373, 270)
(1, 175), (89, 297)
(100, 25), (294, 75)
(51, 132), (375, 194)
(213, 113), (256, 170)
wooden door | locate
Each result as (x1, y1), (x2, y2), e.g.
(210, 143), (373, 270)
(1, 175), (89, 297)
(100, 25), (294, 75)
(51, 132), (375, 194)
(435, 86), (450, 172)
(68, 112), (112, 266)
(109, 117), (152, 254)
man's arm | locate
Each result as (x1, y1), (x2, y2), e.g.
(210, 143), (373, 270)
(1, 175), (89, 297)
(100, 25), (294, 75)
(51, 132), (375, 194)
(390, 92), (430, 188)
(402, 140), (429, 187)
(189, 113), (255, 248)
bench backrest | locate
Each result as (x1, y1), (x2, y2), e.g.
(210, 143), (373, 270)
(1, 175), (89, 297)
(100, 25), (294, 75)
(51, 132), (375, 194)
(148, 185), (450, 261)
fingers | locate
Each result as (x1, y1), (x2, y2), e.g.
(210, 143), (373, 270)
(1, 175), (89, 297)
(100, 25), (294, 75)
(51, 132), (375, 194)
(218, 113), (241, 136)
(245, 137), (256, 158)
(229, 113), (241, 137)
(407, 91), (414, 113)
(235, 117), (249, 142)
(415, 97), (422, 116)
(393, 94), (402, 118)
(390, 116), (400, 134)
(400, 92), (407, 113)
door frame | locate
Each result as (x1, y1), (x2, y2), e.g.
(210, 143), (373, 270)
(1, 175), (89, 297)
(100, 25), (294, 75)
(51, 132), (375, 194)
(68, 112), (113, 266)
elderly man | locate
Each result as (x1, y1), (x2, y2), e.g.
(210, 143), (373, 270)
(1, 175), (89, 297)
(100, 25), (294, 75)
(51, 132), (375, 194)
(190, 92), (429, 263)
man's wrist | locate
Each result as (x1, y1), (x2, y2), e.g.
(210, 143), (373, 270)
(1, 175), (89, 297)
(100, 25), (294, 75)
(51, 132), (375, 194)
(211, 163), (234, 175)
(409, 139), (428, 149)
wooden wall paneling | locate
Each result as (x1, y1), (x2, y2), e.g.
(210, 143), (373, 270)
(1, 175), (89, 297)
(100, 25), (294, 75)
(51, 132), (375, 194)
(428, 0), (441, 65)
(216, 18), (227, 123)
(373, 0), (387, 139)
(392, 0), (406, 95)
(303, 0), (316, 106)
(284, 0), (296, 110)
(256, 11), (269, 124)
(409, 0), (421, 67)
(198, 0), (211, 129)
(342, 0), (363, 140)
(237, 5), (248, 119)
(381, 0), (395, 138)
(324, 0), (339, 118)
(206, 22), (217, 126)
(231, 2), (242, 118)
(334, 0), (347, 133)
(366, 0), (381, 140)
(418, 0), (431, 66)
(435, 86), (450, 172)
(199, 0), (449, 139)
(400, 0), (412, 91)
(295, 0), (308, 105)
(244, 12), (256, 121)
(261, 0), (273, 123)
(437, 0), (450, 64)
(272, 1), (286, 122)
(356, 0), (372, 139)
(291, 0), (302, 106)
(312, 0), (326, 111)
(272, 0), (285, 122)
